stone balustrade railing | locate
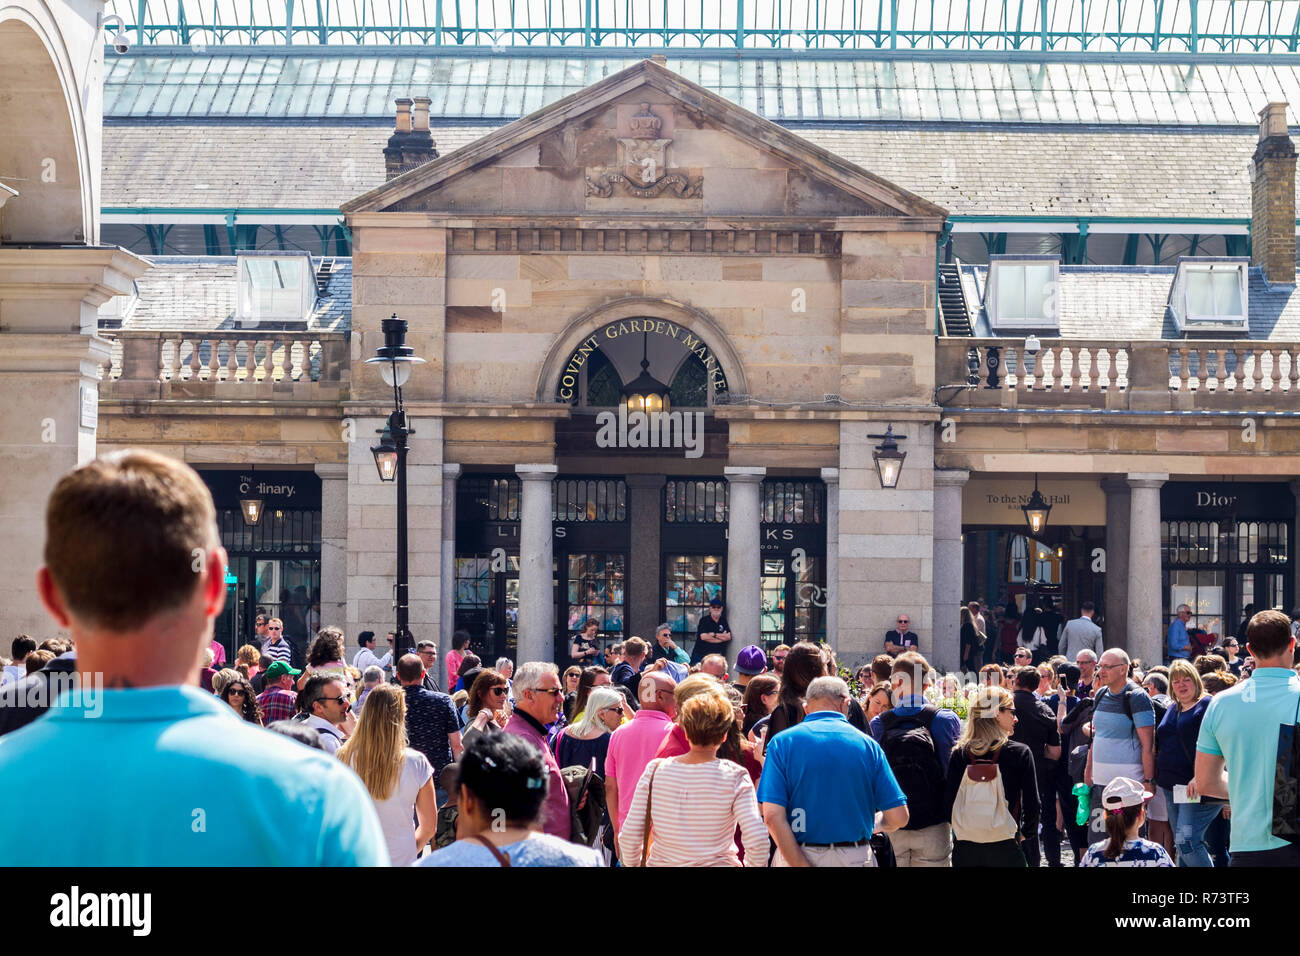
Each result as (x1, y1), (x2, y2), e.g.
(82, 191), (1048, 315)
(98, 330), (349, 400)
(937, 338), (1300, 410)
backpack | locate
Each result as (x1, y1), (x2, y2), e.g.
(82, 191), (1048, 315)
(559, 760), (607, 847)
(878, 706), (948, 830)
(951, 751), (1020, 843)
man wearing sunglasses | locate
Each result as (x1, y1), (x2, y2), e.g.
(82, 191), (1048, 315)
(300, 676), (353, 755)
(884, 615), (918, 656)
(504, 662), (571, 839)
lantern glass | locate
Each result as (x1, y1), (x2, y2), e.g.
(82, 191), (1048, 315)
(874, 451), (905, 489)
(239, 498), (264, 526)
(372, 447), (398, 482)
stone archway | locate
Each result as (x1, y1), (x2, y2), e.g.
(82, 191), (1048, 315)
(0, 6), (93, 242)
(534, 295), (749, 403)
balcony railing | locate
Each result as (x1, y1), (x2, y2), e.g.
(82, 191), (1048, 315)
(98, 330), (349, 401)
(938, 339), (1300, 410)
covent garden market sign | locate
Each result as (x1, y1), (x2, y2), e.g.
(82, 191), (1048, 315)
(555, 318), (730, 402)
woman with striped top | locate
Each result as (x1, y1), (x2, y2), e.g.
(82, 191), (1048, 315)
(617, 683), (768, 867)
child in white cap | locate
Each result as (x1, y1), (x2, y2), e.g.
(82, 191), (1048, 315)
(1078, 776), (1174, 867)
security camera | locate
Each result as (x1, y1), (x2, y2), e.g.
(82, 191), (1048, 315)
(99, 14), (130, 54)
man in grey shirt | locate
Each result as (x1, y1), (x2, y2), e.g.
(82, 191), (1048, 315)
(1060, 601), (1104, 660)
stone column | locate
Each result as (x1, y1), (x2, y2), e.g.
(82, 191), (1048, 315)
(1290, 479), (1300, 613)
(725, 467), (765, 653)
(837, 421), (936, 664)
(1102, 477), (1131, 645)
(315, 463), (349, 633)
(516, 464), (557, 663)
(820, 467), (839, 648)
(932, 469), (970, 672)
(441, 463), (461, 664)
(0, 248), (148, 638)
(1127, 473), (1168, 666)
(626, 474), (666, 642)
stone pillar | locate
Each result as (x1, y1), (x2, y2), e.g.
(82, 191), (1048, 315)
(1127, 473), (1167, 666)
(820, 467), (839, 648)
(932, 469), (969, 672)
(1101, 477), (1131, 645)
(626, 474), (666, 641)
(441, 463), (461, 664)
(837, 421), (936, 665)
(1290, 479), (1300, 613)
(725, 467), (765, 653)
(315, 463), (349, 633)
(0, 248), (148, 638)
(516, 464), (557, 663)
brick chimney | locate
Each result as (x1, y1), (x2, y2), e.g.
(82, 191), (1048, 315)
(384, 96), (438, 179)
(1251, 101), (1297, 285)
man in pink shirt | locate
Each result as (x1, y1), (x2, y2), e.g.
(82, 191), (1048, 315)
(605, 669), (678, 834)
(502, 661), (571, 839)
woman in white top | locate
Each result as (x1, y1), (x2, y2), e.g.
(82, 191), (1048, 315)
(617, 682), (768, 867)
(337, 683), (438, 866)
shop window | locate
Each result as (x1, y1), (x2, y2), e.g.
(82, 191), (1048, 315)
(458, 477), (519, 521)
(1167, 569), (1225, 644)
(1169, 258), (1248, 336)
(566, 553), (625, 640)
(664, 554), (724, 646)
(665, 479), (728, 523)
(553, 479), (627, 522)
(761, 481), (824, 524)
(986, 256), (1059, 331)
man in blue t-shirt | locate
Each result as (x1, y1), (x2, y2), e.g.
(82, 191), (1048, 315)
(1196, 609), (1300, 866)
(1166, 605), (1193, 662)
(0, 451), (387, 867)
(1084, 648), (1155, 840)
(758, 676), (909, 867)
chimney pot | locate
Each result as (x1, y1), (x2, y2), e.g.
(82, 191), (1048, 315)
(412, 96), (432, 133)
(1261, 102), (1290, 140)
(394, 97), (413, 133)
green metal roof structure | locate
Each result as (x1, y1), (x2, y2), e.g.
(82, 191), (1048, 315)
(106, 0), (1300, 53)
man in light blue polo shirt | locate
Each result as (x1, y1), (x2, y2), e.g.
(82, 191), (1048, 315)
(758, 676), (909, 866)
(1196, 608), (1300, 866)
(0, 450), (388, 867)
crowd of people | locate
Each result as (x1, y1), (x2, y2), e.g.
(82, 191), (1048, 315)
(3, 449), (1300, 869)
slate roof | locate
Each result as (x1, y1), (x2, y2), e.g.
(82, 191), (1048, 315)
(99, 256), (352, 332)
(959, 263), (1300, 341)
(101, 121), (1263, 219)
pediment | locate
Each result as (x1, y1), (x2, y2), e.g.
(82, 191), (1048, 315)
(342, 60), (947, 223)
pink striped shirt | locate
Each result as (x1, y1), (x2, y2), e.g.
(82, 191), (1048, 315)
(617, 757), (768, 867)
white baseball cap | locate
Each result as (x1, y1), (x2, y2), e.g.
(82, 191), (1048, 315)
(1101, 776), (1153, 811)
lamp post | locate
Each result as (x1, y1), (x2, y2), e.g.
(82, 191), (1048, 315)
(1021, 473), (1052, 536)
(868, 424), (907, 489)
(621, 331), (671, 413)
(366, 314), (425, 661)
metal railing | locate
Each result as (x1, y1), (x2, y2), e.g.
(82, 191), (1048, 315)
(107, 0), (1300, 53)
(98, 330), (349, 399)
(939, 338), (1300, 409)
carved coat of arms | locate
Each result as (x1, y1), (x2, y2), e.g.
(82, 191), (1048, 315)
(586, 103), (702, 199)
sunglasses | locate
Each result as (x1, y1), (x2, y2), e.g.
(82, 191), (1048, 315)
(602, 706), (626, 716)
(228, 689), (245, 696)
(897, 620), (909, 624)
(320, 696), (349, 705)
(268, 627), (282, 631)
(532, 687), (562, 696)
(489, 686), (508, 697)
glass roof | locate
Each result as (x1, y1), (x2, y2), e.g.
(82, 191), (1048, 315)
(106, 0), (1300, 53)
(104, 51), (1300, 124)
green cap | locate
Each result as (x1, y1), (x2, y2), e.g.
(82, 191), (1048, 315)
(264, 661), (302, 681)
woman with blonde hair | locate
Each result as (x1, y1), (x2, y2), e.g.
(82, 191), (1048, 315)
(944, 685), (1039, 867)
(553, 685), (624, 777)
(1154, 658), (1218, 866)
(235, 643), (262, 680)
(337, 683), (438, 866)
(618, 684), (767, 866)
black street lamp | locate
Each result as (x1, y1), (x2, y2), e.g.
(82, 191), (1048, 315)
(366, 314), (424, 660)
(1022, 473), (1052, 536)
(621, 331), (671, 414)
(868, 424), (907, 489)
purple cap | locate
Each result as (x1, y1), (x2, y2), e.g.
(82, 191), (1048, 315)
(735, 645), (767, 676)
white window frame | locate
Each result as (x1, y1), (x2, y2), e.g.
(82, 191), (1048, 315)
(236, 252), (314, 325)
(1170, 257), (1249, 336)
(985, 256), (1060, 332)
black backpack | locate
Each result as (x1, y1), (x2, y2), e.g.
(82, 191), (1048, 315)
(879, 706), (948, 830)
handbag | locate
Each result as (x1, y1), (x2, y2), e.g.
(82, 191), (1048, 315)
(1272, 694), (1300, 843)
(637, 762), (658, 867)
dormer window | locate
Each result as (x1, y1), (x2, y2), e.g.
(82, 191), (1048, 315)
(237, 251), (313, 324)
(1170, 258), (1249, 336)
(985, 256), (1059, 332)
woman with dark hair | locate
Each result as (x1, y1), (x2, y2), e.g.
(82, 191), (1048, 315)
(462, 669), (510, 749)
(453, 655), (482, 694)
(960, 606), (980, 671)
(740, 674), (779, 735)
(419, 734), (603, 867)
(219, 674), (263, 726)
(447, 631), (472, 689)
(566, 666), (610, 725)
(1079, 777), (1173, 867)
(297, 626), (350, 693)
(998, 601), (1022, 666)
(762, 641), (826, 753)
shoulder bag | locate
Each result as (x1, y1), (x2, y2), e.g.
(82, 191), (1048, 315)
(637, 761), (659, 867)
(470, 833), (512, 867)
